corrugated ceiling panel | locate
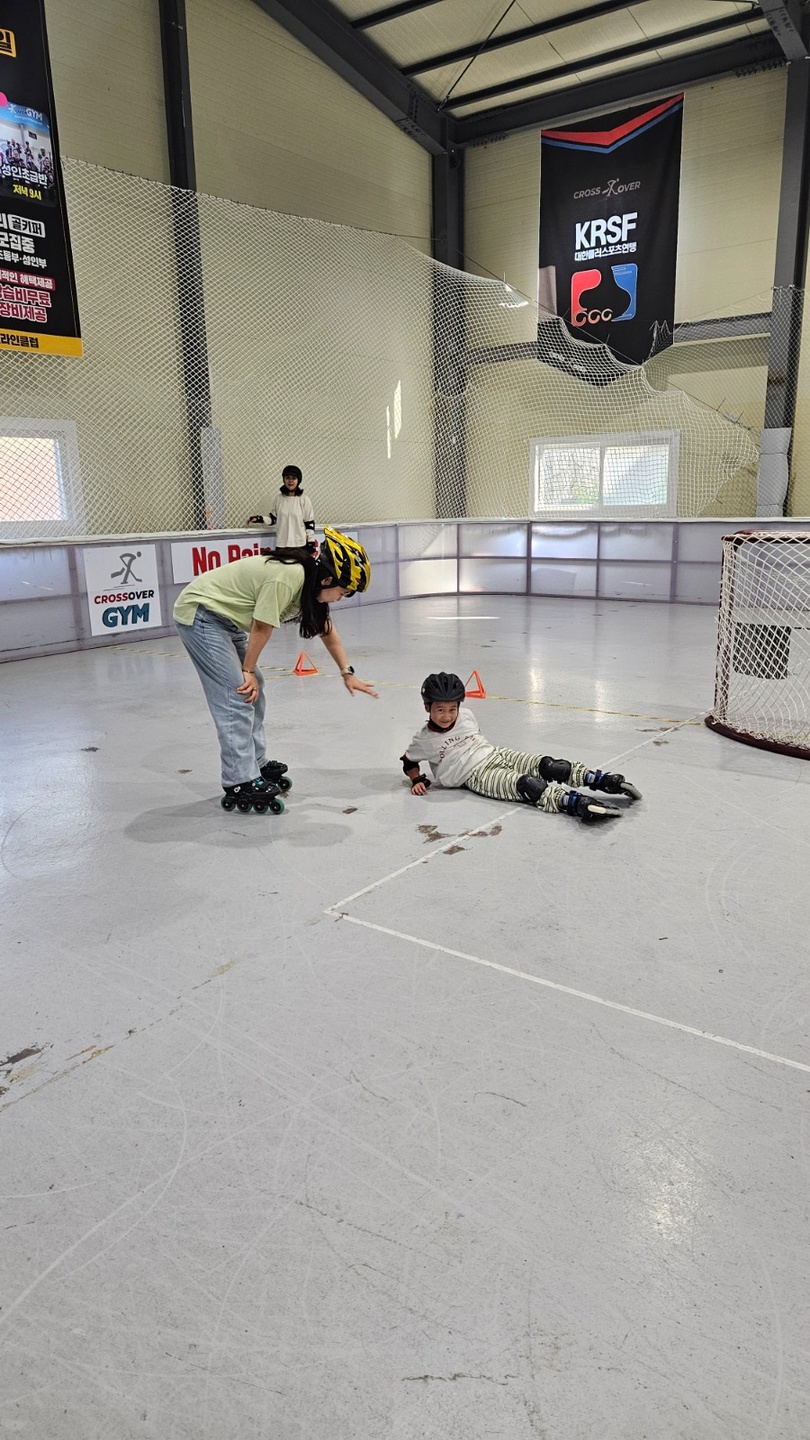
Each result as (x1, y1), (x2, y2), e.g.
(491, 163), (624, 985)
(415, 63), (473, 103)
(331, 0), (383, 20)
(327, 2), (775, 129)
(448, 19), (771, 113)
(364, 0), (533, 69)
(629, 0), (765, 39)
(417, 36), (566, 103)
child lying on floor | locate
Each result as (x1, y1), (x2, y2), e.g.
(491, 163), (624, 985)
(400, 672), (641, 825)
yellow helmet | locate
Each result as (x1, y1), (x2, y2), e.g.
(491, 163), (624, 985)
(320, 526), (372, 594)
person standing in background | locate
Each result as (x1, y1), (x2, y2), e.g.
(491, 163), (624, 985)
(247, 465), (317, 555)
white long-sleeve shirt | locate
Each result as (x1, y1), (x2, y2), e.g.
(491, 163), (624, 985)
(402, 706), (494, 788)
(256, 492), (315, 548)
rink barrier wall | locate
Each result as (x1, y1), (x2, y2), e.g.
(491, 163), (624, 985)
(2, 519), (810, 663)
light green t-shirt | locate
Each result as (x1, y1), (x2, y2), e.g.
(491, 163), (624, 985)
(173, 556), (305, 631)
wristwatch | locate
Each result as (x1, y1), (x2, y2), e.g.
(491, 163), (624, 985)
(341, 665), (355, 676)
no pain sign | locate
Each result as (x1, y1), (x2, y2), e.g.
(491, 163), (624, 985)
(170, 537), (273, 583)
(82, 544), (162, 636)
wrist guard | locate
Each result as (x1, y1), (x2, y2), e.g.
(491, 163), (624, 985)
(410, 774), (431, 791)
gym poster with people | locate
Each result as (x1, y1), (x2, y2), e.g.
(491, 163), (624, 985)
(0, 0), (82, 356)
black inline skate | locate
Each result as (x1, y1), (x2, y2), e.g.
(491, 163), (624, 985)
(582, 769), (642, 802)
(539, 756), (641, 802)
(259, 758), (292, 792)
(517, 774), (621, 824)
(221, 777), (285, 814)
(559, 789), (621, 824)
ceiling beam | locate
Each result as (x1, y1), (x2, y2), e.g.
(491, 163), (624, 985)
(445, 14), (770, 111)
(403, 0), (696, 77)
(760, 0), (810, 59)
(453, 32), (784, 144)
(252, 0), (453, 154)
(352, 0), (444, 30)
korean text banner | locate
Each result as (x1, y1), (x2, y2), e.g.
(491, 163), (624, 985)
(538, 95), (683, 366)
(0, 2), (81, 355)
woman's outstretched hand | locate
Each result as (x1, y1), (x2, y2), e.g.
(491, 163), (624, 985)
(344, 674), (378, 699)
(237, 670), (260, 703)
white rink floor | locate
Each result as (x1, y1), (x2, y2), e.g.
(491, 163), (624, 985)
(2, 594), (810, 1440)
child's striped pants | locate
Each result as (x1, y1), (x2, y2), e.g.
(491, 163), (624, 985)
(464, 747), (591, 813)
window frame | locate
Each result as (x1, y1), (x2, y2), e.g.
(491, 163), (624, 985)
(0, 415), (84, 538)
(530, 430), (679, 519)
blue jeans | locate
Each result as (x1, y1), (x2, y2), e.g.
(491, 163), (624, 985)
(176, 606), (267, 787)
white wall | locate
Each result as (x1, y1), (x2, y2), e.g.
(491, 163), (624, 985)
(46, 0), (169, 182)
(186, 0), (431, 246)
(462, 70), (792, 518)
(675, 70), (785, 320)
(0, 0), (438, 537)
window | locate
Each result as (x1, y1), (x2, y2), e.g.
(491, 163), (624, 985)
(0, 417), (83, 537)
(531, 432), (678, 518)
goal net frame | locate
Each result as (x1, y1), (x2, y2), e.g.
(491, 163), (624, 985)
(705, 530), (810, 760)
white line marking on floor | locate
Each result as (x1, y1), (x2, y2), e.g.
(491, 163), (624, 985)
(323, 711), (810, 1076)
(328, 914), (810, 1077)
(328, 718), (697, 915)
(328, 810), (513, 910)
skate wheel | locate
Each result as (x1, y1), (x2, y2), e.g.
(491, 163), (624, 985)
(221, 796), (236, 811)
(236, 799), (252, 813)
(253, 801), (268, 814)
(271, 798), (285, 814)
(279, 776), (292, 791)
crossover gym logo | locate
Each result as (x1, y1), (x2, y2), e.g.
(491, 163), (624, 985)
(83, 544), (163, 636)
(570, 263), (637, 328)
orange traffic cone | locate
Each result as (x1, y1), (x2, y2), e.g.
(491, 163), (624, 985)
(294, 651), (319, 675)
(465, 670), (486, 698)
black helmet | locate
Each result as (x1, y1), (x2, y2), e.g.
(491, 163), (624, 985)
(421, 672), (465, 705)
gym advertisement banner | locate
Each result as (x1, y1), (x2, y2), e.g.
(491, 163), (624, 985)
(83, 545), (163, 636)
(0, 2), (82, 355)
(538, 94), (683, 366)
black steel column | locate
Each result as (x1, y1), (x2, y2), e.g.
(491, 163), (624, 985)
(759, 4), (810, 511)
(766, 59), (810, 437)
(160, 0), (212, 529)
(431, 148), (466, 519)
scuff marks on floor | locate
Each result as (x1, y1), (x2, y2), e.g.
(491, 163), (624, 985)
(1, 1042), (48, 1094)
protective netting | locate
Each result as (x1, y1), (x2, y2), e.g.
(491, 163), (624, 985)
(707, 532), (810, 758)
(0, 157), (771, 542)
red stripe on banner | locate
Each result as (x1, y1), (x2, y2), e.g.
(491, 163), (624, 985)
(543, 95), (682, 149)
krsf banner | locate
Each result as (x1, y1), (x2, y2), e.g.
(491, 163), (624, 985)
(538, 94), (683, 365)
(0, 2), (81, 355)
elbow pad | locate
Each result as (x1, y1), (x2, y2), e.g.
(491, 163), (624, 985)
(400, 754), (415, 775)
(304, 519), (316, 531)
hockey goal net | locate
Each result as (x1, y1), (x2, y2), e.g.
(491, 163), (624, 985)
(706, 532), (810, 759)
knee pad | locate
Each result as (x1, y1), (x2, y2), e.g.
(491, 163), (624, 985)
(539, 756), (572, 784)
(516, 774), (548, 805)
